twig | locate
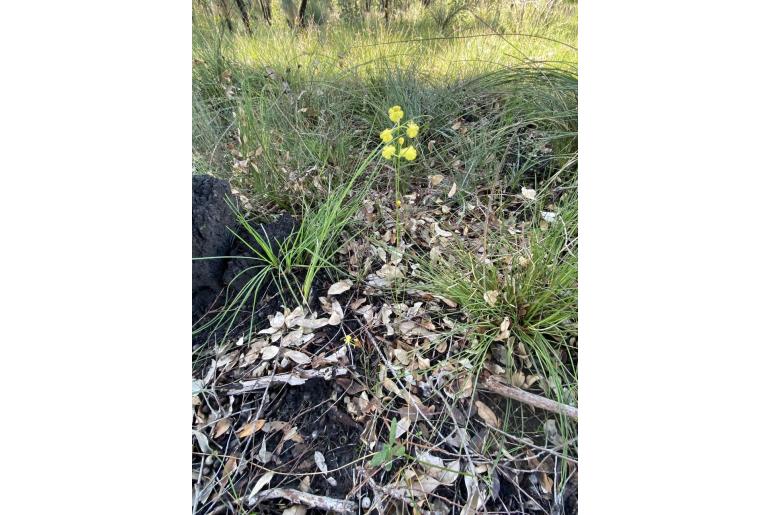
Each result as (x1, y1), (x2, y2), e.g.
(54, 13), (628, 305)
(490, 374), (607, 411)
(227, 367), (349, 394)
(248, 488), (357, 513)
(482, 377), (578, 420)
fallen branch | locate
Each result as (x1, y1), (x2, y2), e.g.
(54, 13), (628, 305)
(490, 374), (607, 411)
(227, 367), (349, 394)
(482, 376), (578, 420)
(248, 487), (357, 513)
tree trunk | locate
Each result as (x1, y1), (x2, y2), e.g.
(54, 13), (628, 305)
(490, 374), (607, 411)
(298, 0), (309, 27)
(233, 0), (252, 33)
(381, 0), (389, 23)
(260, 0), (272, 24)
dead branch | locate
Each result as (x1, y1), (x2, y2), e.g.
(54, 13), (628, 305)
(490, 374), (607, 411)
(482, 377), (578, 420)
(227, 367), (349, 394)
(248, 488), (357, 513)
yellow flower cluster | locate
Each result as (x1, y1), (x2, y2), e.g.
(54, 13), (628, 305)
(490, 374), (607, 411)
(380, 105), (419, 161)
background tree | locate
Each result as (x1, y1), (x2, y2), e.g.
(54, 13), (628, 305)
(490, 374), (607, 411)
(298, 0), (309, 27)
(233, 0), (252, 33)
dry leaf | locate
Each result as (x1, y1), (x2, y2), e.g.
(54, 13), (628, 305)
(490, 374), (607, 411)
(281, 328), (304, 347)
(328, 279), (353, 296)
(521, 186), (536, 200)
(297, 317), (329, 330)
(261, 345), (280, 360)
(223, 455), (237, 477)
(283, 350), (311, 365)
(433, 223), (452, 238)
(270, 312), (285, 328)
(237, 418), (266, 438)
(393, 348), (410, 365)
(248, 471), (274, 500)
(282, 506), (307, 515)
(213, 418), (232, 438)
(475, 400), (499, 428)
(483, 290), (499, 306)
(540, 472), (554, 494)
(328, 299), (344, 325)
(314, 451), (328, 474)
(448, 182), (457, 198)
(428, 174), (445, 186)
(494, 317), (511, 341)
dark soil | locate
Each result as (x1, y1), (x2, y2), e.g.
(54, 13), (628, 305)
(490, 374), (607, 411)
(193, 175), (236, 323)
(192, 174), (297, 347)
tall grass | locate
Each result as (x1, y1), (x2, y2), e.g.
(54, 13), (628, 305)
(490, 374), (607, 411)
(192, 0), (576, 210)
(192, 140), (382, 342)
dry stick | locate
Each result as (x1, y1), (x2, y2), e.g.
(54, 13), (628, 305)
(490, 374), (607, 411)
(249, 488), (357, 513)
(226, 367), (349, 395)
(482, 377), (578, 420)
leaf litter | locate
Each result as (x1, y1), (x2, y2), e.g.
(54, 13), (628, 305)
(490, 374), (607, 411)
(193, 154), (577, 515)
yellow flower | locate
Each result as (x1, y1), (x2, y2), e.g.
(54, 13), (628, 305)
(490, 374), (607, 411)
(380, 128), (394, 143)
(398, 137), (405, 145)
(388, 105), (404, 123)
(399, 146), (417, 161)
(406, 121), (419, 138)
(382, 145), (396, 159)
(344, 334), (352, 345)
(395, 199), (402, 208)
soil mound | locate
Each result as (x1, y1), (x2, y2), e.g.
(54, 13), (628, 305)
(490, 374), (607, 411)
(193, 175), (236, 323)
(192, 175), (296, 339)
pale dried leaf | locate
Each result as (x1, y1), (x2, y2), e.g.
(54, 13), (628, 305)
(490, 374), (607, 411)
(448, 182), (457, 198)
(327, 279), (353, 296)
(494, 317), (511, 341)
(261, 345), (280, 360)
(283, 350), (311, 365)
(314, 451), (328, 474)
(297, 317), (329, 330)
(433, 222), (452, 238)
(436, 459), (461, 485)
(249, 471), (274, 500)
(541, 211), (557, 223)
(483, 290), (499, 306)
(395, 417), (410, 438)
(328, 299), (344, 326)
(192, 430), (211, 453)
(270, 312), (285, 328)
(393, 348), (410, 365)
(521, 187), (536, 200)
(281, 328), (304, 347)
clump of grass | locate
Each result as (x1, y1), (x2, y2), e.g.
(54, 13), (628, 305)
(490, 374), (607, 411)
(411, 191), (577, 434)
(193, 139), (383, 342)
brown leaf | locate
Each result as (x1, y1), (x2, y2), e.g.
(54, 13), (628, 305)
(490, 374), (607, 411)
(428, 174), (445, 186)
(475, 400), (499, 428)
(213, 418), (232, 438)
(237, 418), (266, 438)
